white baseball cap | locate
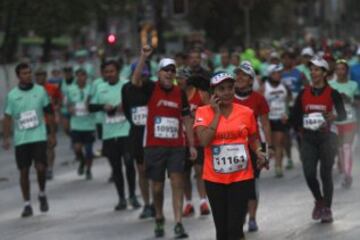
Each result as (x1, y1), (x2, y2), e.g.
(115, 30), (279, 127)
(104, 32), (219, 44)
(158, 58), (176, 71)
(310, 57), (329, 71)
(210, 72), (235, 87)
(301, 47), (315, 57)
(234, 61), (256, 79)
(267, 64), (284, 75)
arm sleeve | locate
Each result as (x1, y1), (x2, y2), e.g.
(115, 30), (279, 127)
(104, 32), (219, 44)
(181, 90), (191, 116)
(121, 85), (131, 122)
(193, 107), (212, 128)
(290, 89), (304, 131)
(331, 89), (347, 121)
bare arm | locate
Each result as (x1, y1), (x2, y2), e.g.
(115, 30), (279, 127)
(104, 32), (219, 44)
(2, 114), (12, 150)
(132, 45), (152, 87)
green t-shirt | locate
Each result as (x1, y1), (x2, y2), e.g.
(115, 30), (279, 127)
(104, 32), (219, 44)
(296, 64), (311, 82)
(329, 79), (359, 124)
(67, 83), (95, 131)
(61, 80), (76, 114)
(91, 80), (130, 140)
(91, 78), (106, 124)
(214, 64), (236, 75)
(5, 84), (49, 146)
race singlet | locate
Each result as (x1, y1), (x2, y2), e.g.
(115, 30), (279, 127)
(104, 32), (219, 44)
(154, 116), (179, 139)
(131, 106), (148, 126)
(74, 102), (88, 116)
(212, 144), (248, 173)
(303, 112), (326, 130)
(18, 110), (39, 130)
(269, 100), (286, 120)
(105, 112), (126, 124)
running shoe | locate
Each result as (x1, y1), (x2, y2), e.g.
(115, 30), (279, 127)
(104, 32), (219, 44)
(21, 205), (33, 218)
(154, 218), (165, 238)
(129, 196), (141, 209)
(139, 205), (153, 219)
(183, 203), (195, 217)
(200, 202), (210, 216)
(39, 195), (49, 212)
(312, 200), (324, 220)
(248, 219), (258, 232)
(174, 222), (189, 239)
(275, 167), (284, 178)
(321, 207), (333, 223)
(114, 198), (127, 211)
(285, 159), (294, 170)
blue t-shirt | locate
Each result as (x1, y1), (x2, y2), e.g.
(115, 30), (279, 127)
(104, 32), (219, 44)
(281, 68), (304, 95)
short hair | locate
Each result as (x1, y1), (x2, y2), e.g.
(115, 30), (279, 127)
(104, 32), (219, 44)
(15, 63), (31, 76)
(75, 68), (87, 75)
(102, 60), (120, 71)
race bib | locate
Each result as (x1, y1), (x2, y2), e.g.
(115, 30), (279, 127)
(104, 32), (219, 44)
(212, 144), (249, 173)
(154, 116), (179, 139)
(344, 104), (356, 122)
(131, 106), (148, 126)
(105, 113), (126, 124)
(303, 112), (326, 130)
(269, 100), (286, 120)
(18, 110), (39, 130)
(74, 102), (88, 116)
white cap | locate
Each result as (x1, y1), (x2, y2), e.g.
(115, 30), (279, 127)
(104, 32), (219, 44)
(310, 57), (329, 71)
(267, 64), (284, 75)
(158, 58), (176, 71)
(270, 51), (280, 59)
(234, 61), (255, 79)
(210, 72), (235, 87)
(301, 47), (315, 57)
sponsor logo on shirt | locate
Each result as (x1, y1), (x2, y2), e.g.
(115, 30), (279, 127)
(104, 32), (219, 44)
(156, 100), (178, 108)
(305, 104), (326, 112)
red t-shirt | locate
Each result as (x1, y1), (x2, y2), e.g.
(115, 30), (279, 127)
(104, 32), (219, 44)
(194, 103), (257, 184)
(233, 91), (269, 118)
(43, 83), (62, 123)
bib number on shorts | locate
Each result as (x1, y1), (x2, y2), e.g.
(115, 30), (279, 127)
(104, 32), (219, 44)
(18, 110), (39, 130)
(303, 112), (325, 130)
(131, 106), (148, 126)
(105, 113), (126, 124)
(154, 116), (179, 139)
(74, 102), (88, 116)
(269, 101), (286, 120)
(212, 144), (248, 173)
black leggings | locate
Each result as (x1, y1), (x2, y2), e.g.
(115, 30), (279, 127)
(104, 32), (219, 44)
(301, 131), (337, 207)
(205, 180), (252, 240)
(103, 137), (136, 200)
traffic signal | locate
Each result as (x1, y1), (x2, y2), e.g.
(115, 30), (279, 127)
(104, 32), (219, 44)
(107, 34), (117, 45)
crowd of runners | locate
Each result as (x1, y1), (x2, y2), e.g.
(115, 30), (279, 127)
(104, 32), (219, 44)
(2, 39), (360, 240)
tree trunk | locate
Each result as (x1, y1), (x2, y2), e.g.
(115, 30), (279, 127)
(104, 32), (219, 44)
(153, 0), (165, 54)
(42, 35), (52, 62)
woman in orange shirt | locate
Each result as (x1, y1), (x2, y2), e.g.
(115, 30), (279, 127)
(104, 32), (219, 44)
(194, 72), (266, 240)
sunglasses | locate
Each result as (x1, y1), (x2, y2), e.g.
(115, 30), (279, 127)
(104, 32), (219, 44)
(161, 67), (176, 73)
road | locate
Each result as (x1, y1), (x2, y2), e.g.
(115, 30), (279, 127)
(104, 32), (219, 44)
(0, 133), (360, 240)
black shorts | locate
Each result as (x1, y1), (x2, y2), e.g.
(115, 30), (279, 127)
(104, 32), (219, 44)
(144, 147), (186, 182)
(270, 120), (289, 132)
(184, 146), (204, 171)
(129, 127), (145, 164)
(15, 141), (47, 170)
(71, 130), (95, 144)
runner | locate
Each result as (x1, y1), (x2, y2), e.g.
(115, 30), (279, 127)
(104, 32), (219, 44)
(215, 51), (236, 74)
(176, 68), (211, 218)
(296, 47), (314, 82)
(132, 46), (197, 239)
(67, 69), (95, 180)
(34, 68), (62, 180)
(262, 64), (291, 177)
(194, 72), (266, 240)
(329, 59), (359, 188)
(89, 60), (140, 211)
(122, 61), (155, 219)
(233, 62), (272, 232)
(2, 63), (55, 217)
(291, 57), (346, 223)
(60, 66), (76, 139)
